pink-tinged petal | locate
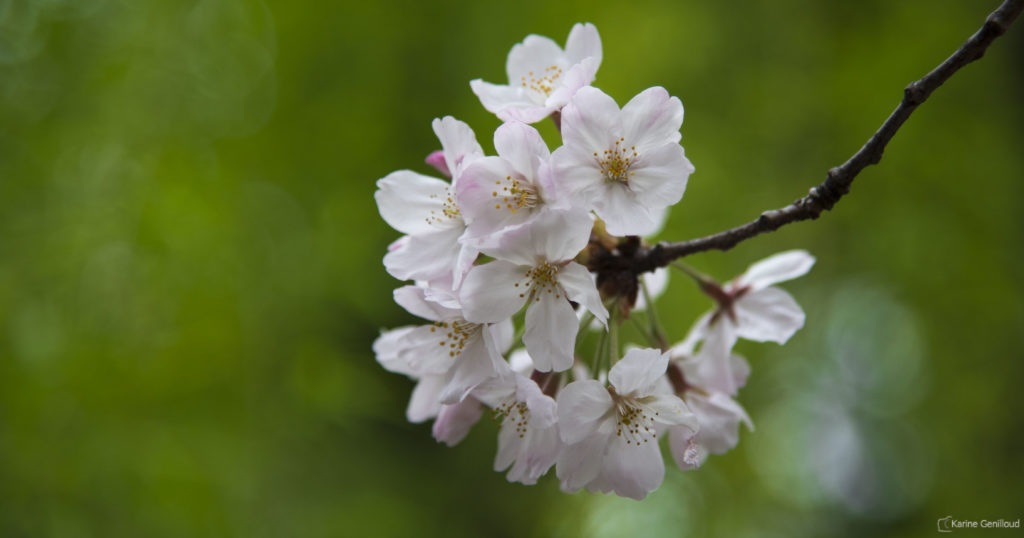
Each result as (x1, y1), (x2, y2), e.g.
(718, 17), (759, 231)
(374, 170), (452, 235)
(668, 425), (706, 471)
(524, 292), (578, 372)
(691, 318), (741, 395)
(497, 103), (558, 124)
(560, 86), (621, 152)
(503, 424), (560, 485)
(392, 285), (457, 322)
(557, 380), (612, 444)
(733, 286), (805, 344)
(425, 150), (450, 178)
(592, 183), (658, 237)
(457, 157), (532, 240)
(558, 262), (608, 326)
(439, 332), (499, 404)
(459, 260), (528, 323)
(557, 434), (606, 492)
(564, 23), (602, 66)
(736, 250), (816, 291)
(407, 374), (445, 423)
(432, 116), (483, 180)
(629, 143), (692, 208)
(493, 121), (550, 181)
(432, 396), (483, 446)
(640, 393), (699, 430)
(600, 438), (665, 500)
(621, 87), (683, 150)
(383, 228), (462, 282)
(506, 34), (565, 83)
(609, 348), (670, 396)
(470, 79), (538, 116)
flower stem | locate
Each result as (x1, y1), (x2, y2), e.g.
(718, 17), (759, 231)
(639, 276), (668, 350)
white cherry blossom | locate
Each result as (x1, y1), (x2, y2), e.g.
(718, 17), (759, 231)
(459, 208), (607, 372)
(377, 285), (512, 406)
(471, 23), (602, 124)
(691, 250), (815, 394)
(375, 116), (484, 285)
(552, 86), (694, 237)
(457, 121), (566, 247)
(472, 359), (561, 485)
(556, 348), (698, 500)
(664, 329), (753, 470)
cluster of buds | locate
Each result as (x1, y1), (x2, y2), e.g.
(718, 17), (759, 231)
(373, 23), (813, 500)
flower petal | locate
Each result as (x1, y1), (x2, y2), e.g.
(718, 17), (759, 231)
(733, 286), (806, 344)
(563, 22), (602, 66)
(641, 393), (699, 430)
(558, 262), (608, 326)
(493, 121), (550, 182)
(609, 348), (669, 396)
(599, 438), (665, 500)
(432, 397), (483, 446)
(392, 285), (457, 322)
(470, 79), (538, 117)
(524, 292), (578, 372)
(432, 116), (483, 180)
(459, 260), (529, 323)
(504, 424), (560, 485)
(557, 380), (612, 444)
(592, 183), (658, 237)
(383, 228), (462, 282)
(506, 34), (565, 82)
(736, 250), (815, 291)
(629, 142), (692, 209)
(557, 434), (606, 493)
(374, 170), (453, 235)
(560, 86), (621, 154)
(621, 86), (683, 150)
(407, 374), (444, 423)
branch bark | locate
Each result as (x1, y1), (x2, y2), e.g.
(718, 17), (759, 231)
(635, 0), (1023, 273)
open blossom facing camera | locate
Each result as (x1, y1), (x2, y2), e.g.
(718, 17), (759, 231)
(471, 23), (602, 124)
(557, 348), (698, 500)
(372, 22), (814, 501)
(553, 86), (695, 237)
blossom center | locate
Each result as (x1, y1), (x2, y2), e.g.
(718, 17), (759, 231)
(430, 319), (481, 358)
(595, 137), (638, 184)
(425, 187), (461, 225)
(520, 65), (564, 98)
(491, 175), (540, 214)
(517, 261), (563, 302)
(492, 397), (530, 439)
(609, 388), (658, 446)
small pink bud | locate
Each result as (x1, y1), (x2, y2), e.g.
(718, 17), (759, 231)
(425, 150), (451, 178)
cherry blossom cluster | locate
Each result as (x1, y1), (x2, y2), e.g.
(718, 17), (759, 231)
(373, 23), (814, 500)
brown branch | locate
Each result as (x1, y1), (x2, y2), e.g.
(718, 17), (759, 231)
(636, 0), (1023, 273)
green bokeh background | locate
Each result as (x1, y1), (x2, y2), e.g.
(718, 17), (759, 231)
(1, 0), (1021, 536)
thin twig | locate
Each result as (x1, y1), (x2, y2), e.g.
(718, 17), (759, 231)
(636, 0), (1023, 273)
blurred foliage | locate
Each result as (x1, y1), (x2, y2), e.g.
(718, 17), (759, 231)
(1, 0), (1021, 536)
